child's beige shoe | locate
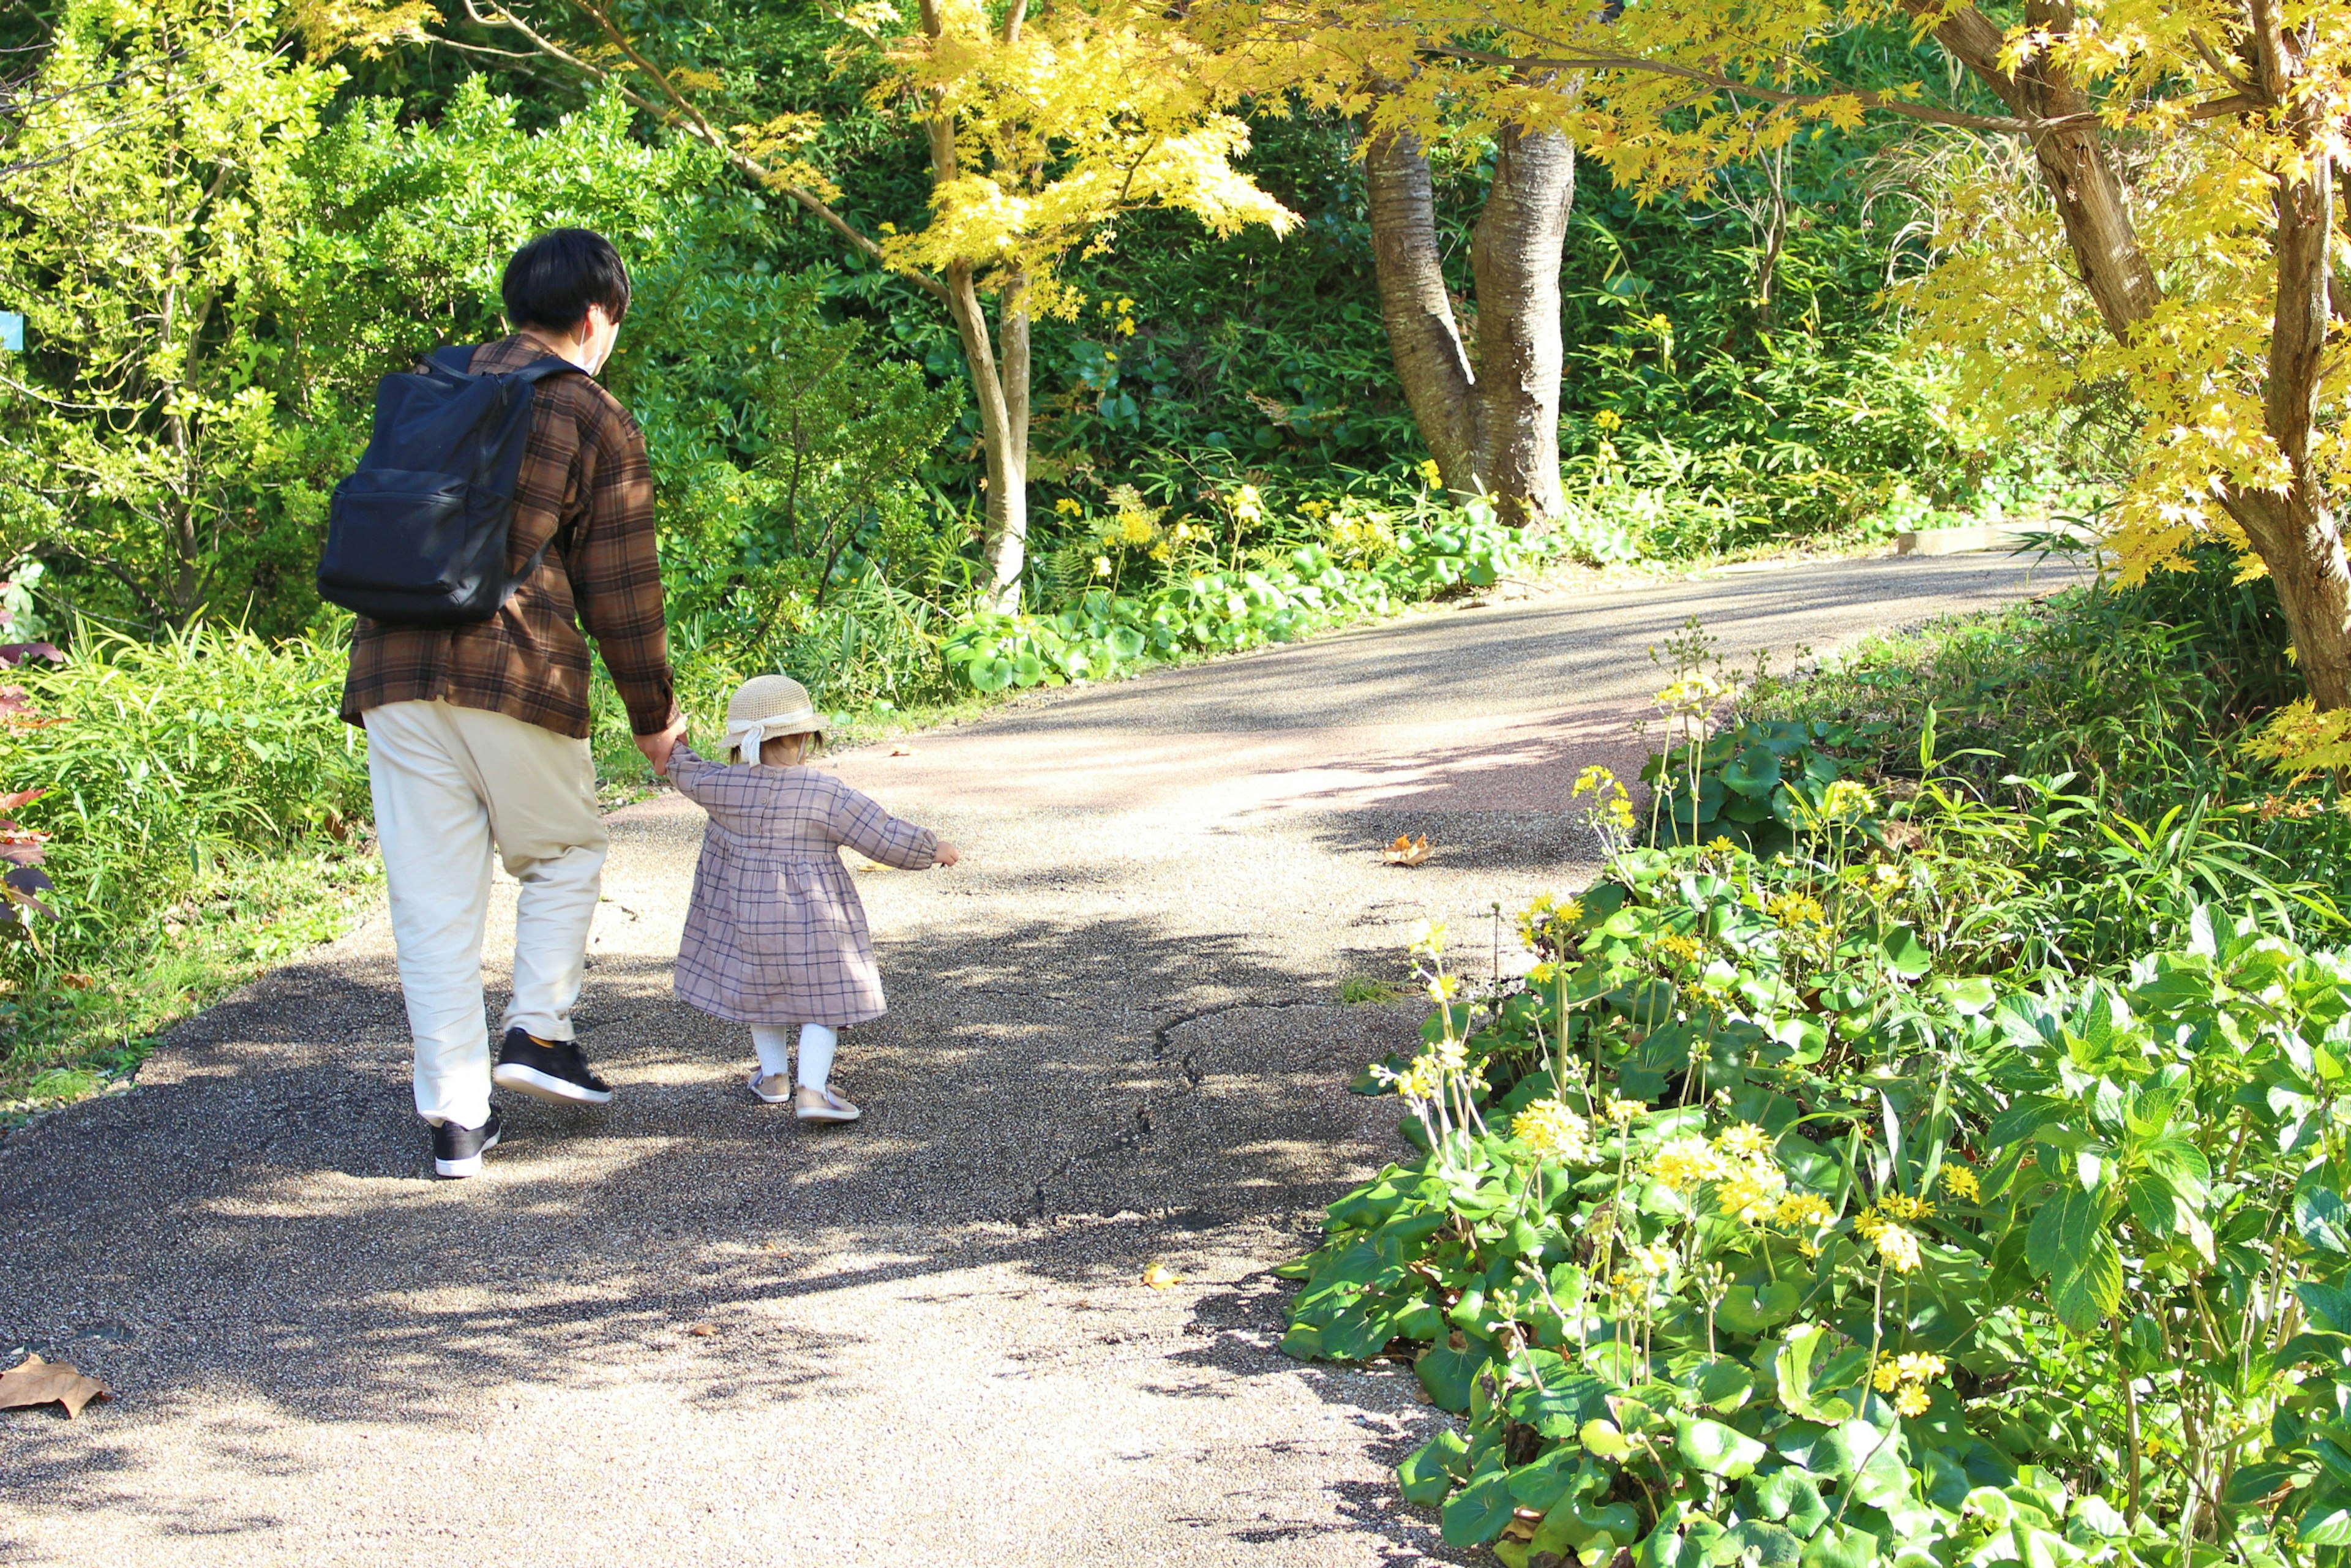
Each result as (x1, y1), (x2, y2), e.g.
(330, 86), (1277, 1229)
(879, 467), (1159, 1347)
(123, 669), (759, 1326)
(795, 1085), (861, 1123)
(748, 1071), (793, 1105)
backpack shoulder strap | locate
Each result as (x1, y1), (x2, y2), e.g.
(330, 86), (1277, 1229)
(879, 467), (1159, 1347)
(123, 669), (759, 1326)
(424, 345), (579, 383)
(508, 355), (579, 383)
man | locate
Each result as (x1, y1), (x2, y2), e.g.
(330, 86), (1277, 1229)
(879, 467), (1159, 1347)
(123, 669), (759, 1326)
(341, 228), (689, 1179)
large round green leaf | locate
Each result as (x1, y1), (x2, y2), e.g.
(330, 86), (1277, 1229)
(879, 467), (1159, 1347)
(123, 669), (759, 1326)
(1721, 745), (1786, 797)
(1676, 1416), (1767, 1478)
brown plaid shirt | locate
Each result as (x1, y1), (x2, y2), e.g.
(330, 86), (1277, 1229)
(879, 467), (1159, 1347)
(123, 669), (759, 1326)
(339, 336), (678, 740)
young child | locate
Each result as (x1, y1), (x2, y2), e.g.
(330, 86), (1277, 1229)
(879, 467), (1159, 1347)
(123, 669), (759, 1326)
(664, 674), (958, 1122)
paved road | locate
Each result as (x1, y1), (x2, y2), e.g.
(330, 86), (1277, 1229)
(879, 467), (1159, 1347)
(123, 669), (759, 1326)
(0, 551), (2078, 1566)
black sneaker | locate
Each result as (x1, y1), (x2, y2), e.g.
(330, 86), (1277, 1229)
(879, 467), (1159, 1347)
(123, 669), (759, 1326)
(491, 1027), (614, 1106)
(433, 1110), (501, 1179)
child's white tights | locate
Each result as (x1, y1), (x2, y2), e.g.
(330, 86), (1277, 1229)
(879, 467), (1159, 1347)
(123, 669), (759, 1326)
(751, 1023), (837, 1090)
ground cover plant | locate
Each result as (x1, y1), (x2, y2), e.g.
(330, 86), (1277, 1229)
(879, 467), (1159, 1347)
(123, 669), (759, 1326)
(1283, 565), (2351, 1564)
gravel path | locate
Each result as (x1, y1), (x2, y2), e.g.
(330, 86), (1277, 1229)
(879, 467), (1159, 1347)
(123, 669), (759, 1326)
(0, 551), (2077, 1566)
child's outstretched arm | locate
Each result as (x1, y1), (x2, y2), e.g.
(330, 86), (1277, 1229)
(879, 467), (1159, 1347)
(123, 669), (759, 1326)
(833, 785), (945, 870)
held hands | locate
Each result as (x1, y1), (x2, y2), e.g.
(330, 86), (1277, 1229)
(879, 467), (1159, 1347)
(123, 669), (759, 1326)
(637, 714), (690, 777)
(933, 840), (961, 868)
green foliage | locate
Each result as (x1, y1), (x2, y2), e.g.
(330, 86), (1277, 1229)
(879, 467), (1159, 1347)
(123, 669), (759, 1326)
(945, 501), (1543, 692)
(1289, 568), (2351, 1565)
(0, 625), (377, 1105)
(1291, 846), (2339, 1566)
(0, 0), (347, 632)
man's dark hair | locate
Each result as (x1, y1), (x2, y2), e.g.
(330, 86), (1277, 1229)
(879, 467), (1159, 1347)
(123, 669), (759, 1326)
(500, 228), (631, 334)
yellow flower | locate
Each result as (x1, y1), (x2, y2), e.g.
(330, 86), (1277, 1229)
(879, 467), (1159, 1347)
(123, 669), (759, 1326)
(1427, 973), (1460, 1002)
(1391, 1059), (1440, 1100)
(1117, 512), (1157, 546)
(1572, 765), (1619, 798)
(1705, 835), (1738, 854)
(1651, 1136), (1729, 1193)
(1592, 408), (1624, 432)
(1719, 1161), (1788, 1224)
(1821, 780), (1877, 822)
(1871, 1221), (1923, 1274)
(1512, 1100), (1595, 1164)
(1715, 1123), (1774, 1160)
(1877, 1193), (1937, 1222)
(1776, 1192), (1834, 1229)
(1054, 497), (1083, 517)
(1607, 798), (1636, 833)
(1605, 1096), (1646, 1126)
(1656, 932), (1705, 965)
(1417, 459), (1442, 487)
(1895, 1352), (1947, 1384)
(1766, 891), (1828, 928)
(1939, 1166), (1981, 1202)
(1092, 555), (1113, 577)
(1406, 918), (1448, 957)
(1872, 1360), (1903, 1394)
(1894, 1386), (1932, 1418)
(1231, 484), (1265, 523)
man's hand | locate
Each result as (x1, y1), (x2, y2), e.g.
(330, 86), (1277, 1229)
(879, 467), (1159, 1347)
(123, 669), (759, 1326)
(636, 714), (689, 777)
(933, 840), (961, 868)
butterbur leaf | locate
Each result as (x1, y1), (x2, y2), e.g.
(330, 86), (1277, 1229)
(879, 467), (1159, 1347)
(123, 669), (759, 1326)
(1398, 1433), (1464, 1507)
(1440, 1471), (1515, 1547)
(1725, 1521), (1804, 1566)
(0, 1354), (110, 1418)
(1799, 1525), (1880, 1568)
(1877, 925), (1930, 978)
(1675, 1416), (1766, 1477)
(1415, 1340), (1483, 1412)
(1382, 833), (1433, 867)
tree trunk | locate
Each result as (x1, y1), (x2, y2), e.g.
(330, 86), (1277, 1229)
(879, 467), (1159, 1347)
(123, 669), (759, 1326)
(1366, 124), (1573, 529)
(1468, 126), (1573, 527)
(920, 0), (1030, 613)
(2232, 492), (2351, 710)
(1918, 0), (2351, 715)
(1365, 129), (1477, 486)
(943, 261), (1030, 612)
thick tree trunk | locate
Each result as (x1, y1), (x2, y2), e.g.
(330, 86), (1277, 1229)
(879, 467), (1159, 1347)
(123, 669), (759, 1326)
(1468, 126), (1573, 527)
(1365, 129), (1477, 486)
(1366, 124), (1573, 530)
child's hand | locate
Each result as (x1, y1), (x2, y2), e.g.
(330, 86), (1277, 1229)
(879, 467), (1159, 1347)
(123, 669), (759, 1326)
(933, 840), (961, 868)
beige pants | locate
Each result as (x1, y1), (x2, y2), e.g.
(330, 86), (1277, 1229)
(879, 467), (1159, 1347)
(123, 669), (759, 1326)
(364, 699), (608, 1128)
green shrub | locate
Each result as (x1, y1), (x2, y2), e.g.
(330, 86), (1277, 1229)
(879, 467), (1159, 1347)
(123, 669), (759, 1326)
(1287, 828), (2342, 1566)
(0, 625), (376, 1104)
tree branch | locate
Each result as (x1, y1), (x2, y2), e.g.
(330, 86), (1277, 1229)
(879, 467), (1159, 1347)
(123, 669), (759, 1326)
(1423, 41), (2250, 137)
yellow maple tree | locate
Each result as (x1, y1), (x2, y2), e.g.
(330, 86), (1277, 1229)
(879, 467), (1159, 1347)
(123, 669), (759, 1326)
(456, 0), (1295, 610)
(1209, 0), (2351, 759)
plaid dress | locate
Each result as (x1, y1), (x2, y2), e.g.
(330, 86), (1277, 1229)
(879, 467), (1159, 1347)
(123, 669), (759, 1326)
(669, 746), (940, 1026)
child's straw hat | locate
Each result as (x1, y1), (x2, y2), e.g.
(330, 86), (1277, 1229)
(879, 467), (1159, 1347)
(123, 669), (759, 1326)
(722, 674), (823, 762)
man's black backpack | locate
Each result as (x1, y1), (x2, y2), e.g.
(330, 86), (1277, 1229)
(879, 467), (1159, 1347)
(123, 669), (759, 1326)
(317, 346), (576, 626)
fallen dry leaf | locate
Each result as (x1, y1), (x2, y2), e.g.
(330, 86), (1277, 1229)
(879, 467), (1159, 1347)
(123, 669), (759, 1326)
(686, 1323), (717, 1338)
(1141, 1262), (1183, 1289)
(0, 1354), (110, 1419)
(1381, 833), (1433, 867)
(888, 745), (915, 757)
